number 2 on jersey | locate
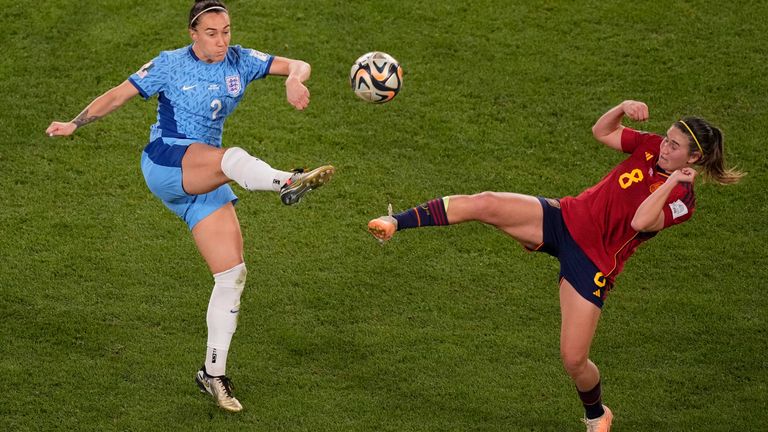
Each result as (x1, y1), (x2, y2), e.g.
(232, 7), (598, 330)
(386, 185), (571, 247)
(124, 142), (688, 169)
(210, 99), (222, 120)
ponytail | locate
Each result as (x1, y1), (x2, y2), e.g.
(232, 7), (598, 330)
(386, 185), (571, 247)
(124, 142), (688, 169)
(675, 117), (744, 185)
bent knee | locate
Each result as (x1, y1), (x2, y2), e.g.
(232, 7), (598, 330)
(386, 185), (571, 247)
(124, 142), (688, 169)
(465, 191), (505, 217)
(560, 350), (589, 376)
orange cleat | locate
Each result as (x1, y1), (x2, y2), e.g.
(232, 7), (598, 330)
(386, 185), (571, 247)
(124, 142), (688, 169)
(582, 406), (613, 432)
(368, 204), (397, 242)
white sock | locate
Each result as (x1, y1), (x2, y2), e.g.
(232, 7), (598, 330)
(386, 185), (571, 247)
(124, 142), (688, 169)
(220, 147), (292, 192)
(205, 262), (247, 376)
(205, 346), (229, 377)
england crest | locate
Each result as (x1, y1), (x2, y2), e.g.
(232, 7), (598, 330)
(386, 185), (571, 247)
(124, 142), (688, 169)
(225, 75), (242, 96)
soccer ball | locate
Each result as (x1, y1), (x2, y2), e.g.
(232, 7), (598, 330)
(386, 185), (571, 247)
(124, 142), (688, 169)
(350, 52), (403, 103)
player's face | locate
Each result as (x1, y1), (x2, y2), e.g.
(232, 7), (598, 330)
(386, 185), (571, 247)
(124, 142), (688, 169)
(659, 126), (701, 171)
(190, 12), (231, 63)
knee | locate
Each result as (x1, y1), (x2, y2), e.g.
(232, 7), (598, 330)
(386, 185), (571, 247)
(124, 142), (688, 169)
(214, 262), (247, 294)
(234, 263), (247, 291)
(560, 349), (588, 378)
(232, 263), (247, 293)
(466, 191), (503, 217)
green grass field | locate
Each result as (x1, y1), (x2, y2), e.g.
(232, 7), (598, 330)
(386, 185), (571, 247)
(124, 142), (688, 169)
(1, 0), (766, 430)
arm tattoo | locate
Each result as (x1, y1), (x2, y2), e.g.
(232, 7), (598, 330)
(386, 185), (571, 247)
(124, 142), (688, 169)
(72, 108), (101, 128)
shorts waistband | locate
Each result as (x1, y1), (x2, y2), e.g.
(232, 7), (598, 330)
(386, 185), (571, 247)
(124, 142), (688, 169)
(144, 137), (193, 168)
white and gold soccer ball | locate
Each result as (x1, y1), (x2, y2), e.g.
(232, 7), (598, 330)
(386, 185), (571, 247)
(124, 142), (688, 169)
(350, 52), (403, 103)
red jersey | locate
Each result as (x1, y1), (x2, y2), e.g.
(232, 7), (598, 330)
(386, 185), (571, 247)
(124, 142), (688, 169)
(560, 128), (696, 279)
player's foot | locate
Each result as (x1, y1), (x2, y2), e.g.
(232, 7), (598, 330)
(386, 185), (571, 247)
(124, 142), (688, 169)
(280, 165), (335, 205)
(195, 366), (243, 412)
(582, 405), (613, 432)
(368, 203), (397, 242)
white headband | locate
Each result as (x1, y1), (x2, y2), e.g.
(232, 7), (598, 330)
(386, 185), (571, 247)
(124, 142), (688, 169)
(190, 6), (228, 27)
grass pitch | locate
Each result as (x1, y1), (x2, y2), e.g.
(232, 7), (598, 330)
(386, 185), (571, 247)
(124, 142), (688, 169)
(1, 1), (766, 430)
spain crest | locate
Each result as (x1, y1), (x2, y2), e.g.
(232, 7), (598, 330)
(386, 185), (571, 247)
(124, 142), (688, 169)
(225, 75), (242, 96)
(649, 181), (665, 193)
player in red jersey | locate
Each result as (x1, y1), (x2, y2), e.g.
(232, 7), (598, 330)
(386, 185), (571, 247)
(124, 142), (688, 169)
(367, 100), (743, 431)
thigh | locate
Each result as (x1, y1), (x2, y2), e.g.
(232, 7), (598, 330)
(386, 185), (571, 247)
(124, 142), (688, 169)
(182, 143), (230, 195)
(192, 202), (244, 274)
(559, 277), (602, 362)
(447, 192), (543, 248)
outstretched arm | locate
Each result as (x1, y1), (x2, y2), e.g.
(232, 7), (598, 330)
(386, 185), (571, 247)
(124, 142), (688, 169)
(46, 80), (140, 137)
(631, 168), (696, 232)
(592, 100), (649, 150)
(268, 56), (311, 110)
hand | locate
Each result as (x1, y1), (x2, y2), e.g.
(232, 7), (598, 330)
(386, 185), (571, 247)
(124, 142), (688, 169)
(46, 121), (77, 137)
(621, 100), (649, 122)
(671, 167), (697, 183)
(285, 76), (310, 110)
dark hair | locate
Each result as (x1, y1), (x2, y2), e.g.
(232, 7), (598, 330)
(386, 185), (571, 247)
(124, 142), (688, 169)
(673, 117), (744, 185)
(189, 0), (228, 29)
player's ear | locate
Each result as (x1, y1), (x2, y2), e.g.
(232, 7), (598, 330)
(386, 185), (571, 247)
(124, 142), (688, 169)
(688, 151), (702, 165)
(189, 28), (198, 41)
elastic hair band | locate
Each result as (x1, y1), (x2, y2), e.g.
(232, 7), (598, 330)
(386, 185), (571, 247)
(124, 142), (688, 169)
(678, 120), (704, 155)
(190, 6), (228, 27)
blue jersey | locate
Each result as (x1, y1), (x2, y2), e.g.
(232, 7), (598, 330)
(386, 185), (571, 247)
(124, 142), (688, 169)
(128, 45), (274, 147)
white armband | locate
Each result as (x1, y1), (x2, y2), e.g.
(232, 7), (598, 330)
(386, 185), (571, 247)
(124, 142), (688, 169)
(669, 199), (689, 219)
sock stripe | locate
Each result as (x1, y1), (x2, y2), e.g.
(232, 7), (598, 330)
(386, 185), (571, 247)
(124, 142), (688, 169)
(578, 381), (602, 405)
(428, 199), (447, 225)
(426, 201), (440, 225)
(427, 201), (439, 225)
(578, 380), (605, 419)
(393, 197), (448, 230)
(439, 198), (448, 225)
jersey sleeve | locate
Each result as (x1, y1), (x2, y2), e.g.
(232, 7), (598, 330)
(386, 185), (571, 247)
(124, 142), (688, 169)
(128, 53), (170, 100)
(661, 183), (696, 228)
(621, 128), (662, 155)
(239, 47), (274, 83)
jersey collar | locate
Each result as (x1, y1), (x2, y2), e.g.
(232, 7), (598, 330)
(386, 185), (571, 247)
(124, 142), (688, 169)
(655, 164), (670, 178)
(188, 45), (201, 62)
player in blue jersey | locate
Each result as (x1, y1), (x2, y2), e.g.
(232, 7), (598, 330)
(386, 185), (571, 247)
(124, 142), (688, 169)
(46, 0), (334, 412)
